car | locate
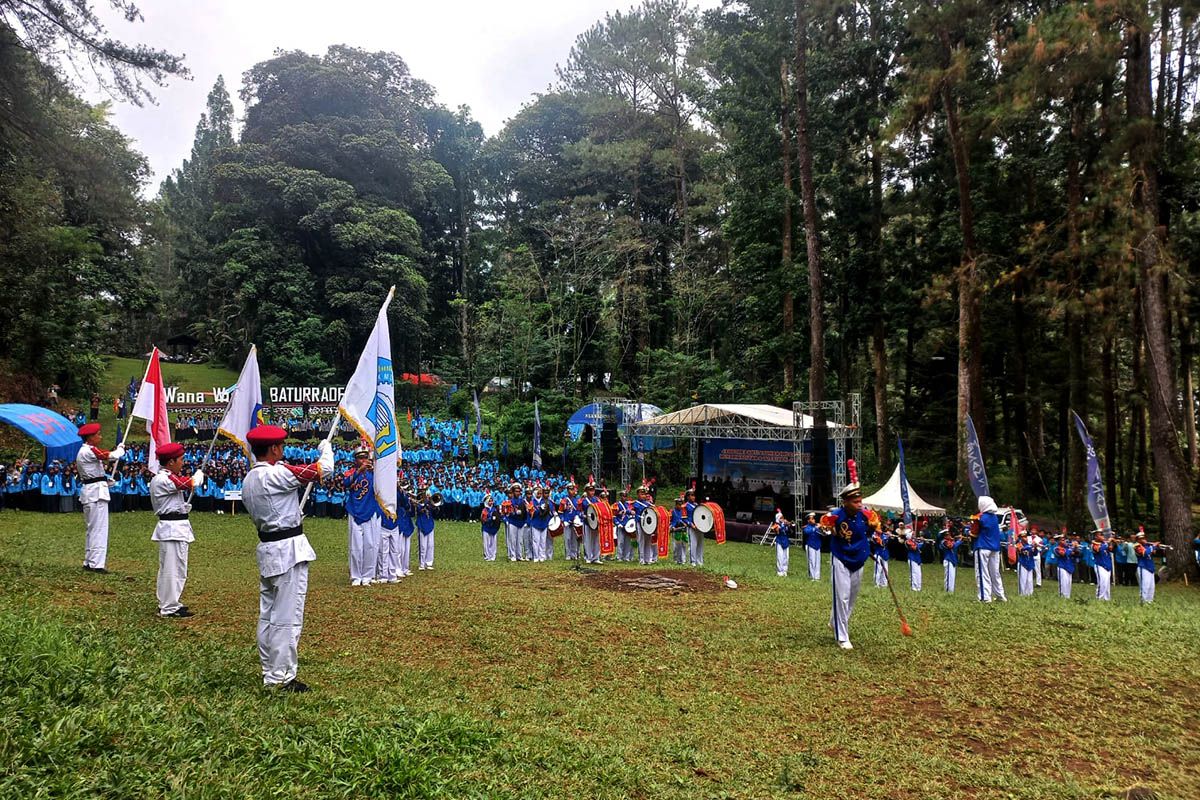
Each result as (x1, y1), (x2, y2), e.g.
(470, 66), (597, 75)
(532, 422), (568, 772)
(998, 507), (1029, 532)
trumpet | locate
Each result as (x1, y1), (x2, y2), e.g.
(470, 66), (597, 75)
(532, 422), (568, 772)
(429, 492), (444, 508)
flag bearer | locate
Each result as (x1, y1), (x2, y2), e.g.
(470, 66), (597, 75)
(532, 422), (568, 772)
(149, 442), (201, 617)
(75, 423), (125, 573)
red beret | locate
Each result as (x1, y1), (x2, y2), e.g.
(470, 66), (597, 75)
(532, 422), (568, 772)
(246, 425), (287, 446)
(78, 422), (101, 438)
(157, 442), (184, 461)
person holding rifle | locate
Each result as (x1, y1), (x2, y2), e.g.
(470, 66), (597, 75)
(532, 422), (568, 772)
(75, 422), (126, 574)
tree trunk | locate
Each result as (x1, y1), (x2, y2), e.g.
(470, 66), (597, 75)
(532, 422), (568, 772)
(1126, 12), (1196, 578)
(780, 59), (795, 393)
(1183, 323), (1199, 472)
(1012, 276), (1030, 507)
(869, 135), (888, 474)
(1064, 106), (1089, 531)
(1102, 335), (1120, 524)
(795, 0), (829, 500)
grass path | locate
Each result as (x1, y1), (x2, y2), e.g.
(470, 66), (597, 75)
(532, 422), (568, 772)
(0, 510), (1197, 798)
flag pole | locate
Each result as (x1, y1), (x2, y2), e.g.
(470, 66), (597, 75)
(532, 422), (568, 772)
(110, 347), (156, 480)
(300, 286), (395, 516)
(187, 345), (254, 503)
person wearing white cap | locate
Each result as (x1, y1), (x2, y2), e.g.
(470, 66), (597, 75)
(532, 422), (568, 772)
(802, 512), (823, 581)
(973, 496), (1008, 603)
(824, 481), (874, 650)
(1091, 530), (1116, 601)
(579, 483), (601, 564)
(772, 509), (791, 577)
(1134, 530), (1159, 604)
(904, 527), (923, 591)
(343, 448), (380, 586)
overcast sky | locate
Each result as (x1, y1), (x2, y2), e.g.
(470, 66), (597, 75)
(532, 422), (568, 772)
(87, 0), (720, 194)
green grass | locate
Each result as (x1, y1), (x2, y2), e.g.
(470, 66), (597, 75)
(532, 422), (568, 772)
(0, 511), (1197, 799)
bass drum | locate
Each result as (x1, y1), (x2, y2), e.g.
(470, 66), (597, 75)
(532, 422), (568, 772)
(693, 503), (715, 533)
(586, 501), (613, 531)
(638, 506), (659, 536)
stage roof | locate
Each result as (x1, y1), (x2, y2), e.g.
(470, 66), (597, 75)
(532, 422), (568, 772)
(630, 403), (842, 442)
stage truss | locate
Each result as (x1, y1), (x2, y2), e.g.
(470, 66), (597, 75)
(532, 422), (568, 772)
(626, 396), (861, 520)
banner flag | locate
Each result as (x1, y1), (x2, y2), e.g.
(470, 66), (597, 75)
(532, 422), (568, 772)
(965, 414), (990, 498)
(898, 437), (912, 526)
(1071, 410), (1111, 532)
(217, 345), (264, 460)
(532, 399), (542, 469)
(338, 290), (398, 521)
(130, 347), (171, 472)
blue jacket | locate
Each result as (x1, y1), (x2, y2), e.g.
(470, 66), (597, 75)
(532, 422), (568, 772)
(828, 507), (871, 571)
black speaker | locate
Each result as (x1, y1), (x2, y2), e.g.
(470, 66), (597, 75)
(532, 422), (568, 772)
(600, 420), (620, 476)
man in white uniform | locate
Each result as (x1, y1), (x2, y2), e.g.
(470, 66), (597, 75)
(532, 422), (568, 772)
(74, 422), (125, 573)
(242, 425), (333, 693)
(149, 442), (202, 617)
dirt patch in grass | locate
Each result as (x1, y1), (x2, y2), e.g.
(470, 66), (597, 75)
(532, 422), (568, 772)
(584, 569), (725, 594)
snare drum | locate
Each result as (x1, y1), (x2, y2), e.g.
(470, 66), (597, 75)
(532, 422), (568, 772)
(548, 515), (563, 535)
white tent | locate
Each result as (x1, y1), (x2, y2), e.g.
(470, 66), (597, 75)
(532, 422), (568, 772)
(862, 464), (946, 515)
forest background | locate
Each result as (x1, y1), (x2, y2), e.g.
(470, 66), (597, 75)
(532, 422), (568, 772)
(0, 0), (1197, 574)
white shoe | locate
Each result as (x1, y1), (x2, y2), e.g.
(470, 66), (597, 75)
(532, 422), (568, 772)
(387, 578), (398, 584)
(351, 579), (362, 587)
(838, 641), (853, 650)
(362, 579), (373, 586)
(426, 565), (433, 570)
(418, 565), (426, 570)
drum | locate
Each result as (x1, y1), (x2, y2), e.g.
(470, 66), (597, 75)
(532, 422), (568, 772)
(638, 506), (659, 536)
(586, 503), (601, 530)
(697, 502), (727, 544)
(548, 515), (563, 535)
(623, 518), (637, 534)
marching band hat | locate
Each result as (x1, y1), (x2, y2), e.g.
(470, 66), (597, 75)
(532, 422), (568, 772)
(353, 446), (371, 458)
(805, 511), (816, 521)
(1135, 530), (1147, 539)
(246, 425), (288, 446)
(157, 442), (184, 461)
(77, 422), (101, 438)
(839, 482), (862, 499)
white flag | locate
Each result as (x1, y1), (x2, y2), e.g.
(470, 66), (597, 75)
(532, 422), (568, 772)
(218, 345), (264, 461)
(338, 289), (398, 520)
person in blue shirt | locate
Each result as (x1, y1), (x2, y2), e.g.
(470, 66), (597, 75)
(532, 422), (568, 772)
(633, 485), (656, 565)
(802, 512), (823, 581)
(870, 524), (891, 588)
(529, 485), (552, 562)
(480, 493), (501, 561)
(1134, 530), (1160, 604)
(416, 490), (437, 570)
(669, 498), (687, 564)
(684, 487), (703, 567)
(939, 528), (962, 592)
(344, 448), (381, 586)
(904, 528), (923, 591)
(1016, 533), (1038, 596)
(613, 488), (636, 563)
(59, 467), (77, 513)
(376, 498), (401, 583)
(40, 463), (61, 513)
(1091, 531), (1116, 601)
(772, 509), (792, 577)
(396, 485), (416, 576)
(1055, 535), (1080, 598)
(972, 496), (1008, 603)
(312, 480), (329, 519)
(823, 482), (875, 650)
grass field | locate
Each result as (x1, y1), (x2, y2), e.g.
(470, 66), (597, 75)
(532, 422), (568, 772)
(0, 511), (1196, 799)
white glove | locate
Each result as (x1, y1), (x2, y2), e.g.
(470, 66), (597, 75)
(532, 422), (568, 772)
(317, 440), (335, 473)
(182, 503), (192, 514)
(191, 469), (205, 488)
(110, 445), (126, 460)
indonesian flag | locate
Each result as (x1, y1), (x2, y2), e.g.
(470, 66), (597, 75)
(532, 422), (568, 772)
(130, 347), (172, 473)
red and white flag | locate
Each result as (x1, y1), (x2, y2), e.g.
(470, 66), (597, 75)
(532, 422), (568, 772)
(130, 347), (172, 473)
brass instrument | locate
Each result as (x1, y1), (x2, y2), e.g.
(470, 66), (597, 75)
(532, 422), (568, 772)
(429, 492), (444, 508)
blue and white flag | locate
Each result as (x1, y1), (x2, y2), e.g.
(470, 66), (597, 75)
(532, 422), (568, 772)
(898, 437), (912, 526)
(965, 414), (990, 498)
(338, 288), (398, 521)
(532, 399), (542, 469)
(217, 345), (264, 461)
(1071, 410), (1110, 532)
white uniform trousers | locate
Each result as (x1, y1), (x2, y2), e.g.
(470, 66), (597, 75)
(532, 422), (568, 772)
(619, 531), (635, 561)
(156, 540), (189, 615)
(348, 518), (377, 584)
(775, 544), (789, 577)
(419, 531), (435, 568)
(688, 529), (704, 566)
(806, 545), (821, 580)
(1018, 564), (1035, 596)
(376, 530), (400, 581)
(82, 499), (109, 569)
(564, 529), (580, 560)
(975, 549), (1008, 602)
(672, 536), (687, 564)
(909, 560), (922, 592)
(583, 528), (600, 563)
(1057, 567), (1073, 598)
(830, 558), (863, 646)
(258, 561), (308, 686)
(482, 530), (498, 561)
(1138, 565), (1155, 603)
(943, 561), (956, 593)
(1095, 565), (1112, 601)
(638, 532), (656, 564)
(1034, 556), (1042, 586)
(398, 534), (412, 575)
(505, 522), (521, 561)
(520, 525), (533, 560)
(874, 557), (890, 587)
(543, 530), (554, 561)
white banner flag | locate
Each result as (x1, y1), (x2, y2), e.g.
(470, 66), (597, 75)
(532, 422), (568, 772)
(338, 289), (398, 520)
(218, 345), (264, 461)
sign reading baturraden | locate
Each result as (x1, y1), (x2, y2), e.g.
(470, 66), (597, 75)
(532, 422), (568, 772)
(164, 386), (346, 406)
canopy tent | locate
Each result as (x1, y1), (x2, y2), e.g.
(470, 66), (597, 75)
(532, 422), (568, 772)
(862, 464), (946, 516)
(0, 404), (82, 464)
(566, 401), (664, 441)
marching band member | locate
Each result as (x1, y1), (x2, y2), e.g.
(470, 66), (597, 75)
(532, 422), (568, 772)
(802, 511), (823, 581)
(417, 490), (437, 570)
(1016, 533), (1038, 596)
(75, 422), (125, 573)
(684, 488), (703, 567)
(559, 481), (582, 561)
(773, 509), (791, 578)
(939, 527), (961, 593)
(633, 484), (656, 565)
(580, 482), (601, 564)
(1091, 530), (1115, 602)
(376, 503), (401, 584)
(396, 483), (415, 577)
(344, 447), (380, 587)
(149, 442), (199, 617)
(529, 485), (551, 562)
(973, 496), (1009, 603)
(670, 498), (687, 564)
(481, 493), (501, 561)
(904, 527), (923, 591)
(1055, 535), (1080, 598)
(614, 488), (635, 563)
(1031, 526), (1045, 586)
(824, 482), (874, 650)
(502, 483), (523, 561)
(870, 523), (891, 588)
(520, 485), (535, 562)
(241, 424), (333, 692)
(1135, 530), (1159, 604)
